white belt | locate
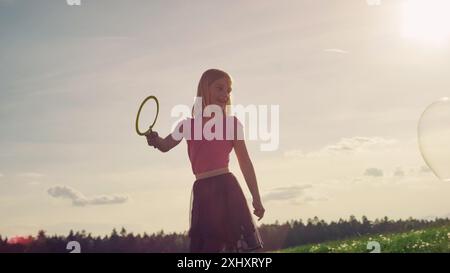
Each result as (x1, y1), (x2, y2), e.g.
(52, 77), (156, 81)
(195, 167), (230, 180)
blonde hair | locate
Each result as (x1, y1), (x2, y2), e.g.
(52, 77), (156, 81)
(192, 68), (233, 117)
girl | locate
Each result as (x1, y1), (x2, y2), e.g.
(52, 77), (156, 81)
(145, 69), (265, 253)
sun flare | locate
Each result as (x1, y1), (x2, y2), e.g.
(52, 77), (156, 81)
(402, 0), (450, 45)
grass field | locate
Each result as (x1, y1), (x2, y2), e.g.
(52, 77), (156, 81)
(275, 225), (450, 253)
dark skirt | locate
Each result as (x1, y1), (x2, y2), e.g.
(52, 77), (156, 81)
(188, 172), (264, 253)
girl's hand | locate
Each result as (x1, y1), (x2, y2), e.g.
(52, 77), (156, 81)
(252, 199), (265, 221)
(145, 131), (159, 148)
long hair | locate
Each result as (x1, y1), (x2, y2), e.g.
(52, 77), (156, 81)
(192, 69), (233, 117)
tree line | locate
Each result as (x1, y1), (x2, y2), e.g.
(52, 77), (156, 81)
(1, 216), (449, 253)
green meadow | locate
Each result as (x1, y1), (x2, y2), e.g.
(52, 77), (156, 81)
(275, 225), (450, 253)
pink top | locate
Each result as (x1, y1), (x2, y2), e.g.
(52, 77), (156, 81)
(173, 115), (244, 175)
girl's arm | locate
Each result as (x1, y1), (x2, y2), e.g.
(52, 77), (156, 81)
(233, 138), (265, 220)
(146, 131), (182, 152)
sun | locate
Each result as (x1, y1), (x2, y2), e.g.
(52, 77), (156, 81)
(402, 0), (450, 45)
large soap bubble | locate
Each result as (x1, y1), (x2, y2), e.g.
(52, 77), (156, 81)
(418, 97), (450, 181)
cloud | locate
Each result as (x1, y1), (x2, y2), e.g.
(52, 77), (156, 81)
(393, 167), (405, 177)
(300, 196), (328, 203)
(91, 36), (134, 41)
(47, 185), (128, 207)
(364, 168), (384, 177)
(324, 137), (396, 154)
(420, 165), (432, 173)
(0, 172), (3, 178)
(17, 172), (45, 178)
(283, 149), (306, 157)
(263, 185), (312, 202)
(284, 136), (397, 157)
(262, 184), (327, 205)
(324, 48), (349, 54)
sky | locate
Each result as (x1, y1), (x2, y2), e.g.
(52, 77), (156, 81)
(1, 0), (450, 238)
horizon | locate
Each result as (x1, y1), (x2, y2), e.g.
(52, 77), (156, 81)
(2, 0), (450, 239)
